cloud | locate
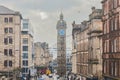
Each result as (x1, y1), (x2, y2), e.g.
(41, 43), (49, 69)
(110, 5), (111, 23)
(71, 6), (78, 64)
(40, 12), (48, 20)
(0, 0), (102, 51)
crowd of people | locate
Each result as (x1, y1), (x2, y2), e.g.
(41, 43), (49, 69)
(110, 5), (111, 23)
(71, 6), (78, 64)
(37, 73), (59, 80)
(37, 68), (60, 80)
(37, 69), (82, 80)
(66, 71), (81, 80)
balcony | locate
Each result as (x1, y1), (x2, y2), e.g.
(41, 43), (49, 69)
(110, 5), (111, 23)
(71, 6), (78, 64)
(88, 58), (99, 64)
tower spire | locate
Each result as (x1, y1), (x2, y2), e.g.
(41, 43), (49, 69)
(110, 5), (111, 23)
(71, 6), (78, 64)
(60, 12), (63, 20)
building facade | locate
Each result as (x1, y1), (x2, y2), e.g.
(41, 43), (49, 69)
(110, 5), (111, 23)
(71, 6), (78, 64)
(72, 21), (80, 74)
(34, 42), (45, 66)
(0, 6), (22, 79)
(34, 42), (51, 67)
(41, 42), (51, 66)
(87, 7), (103, 79)
(66, 52), (72, 71)
(72, 21), (89, 80)
(56, 13), (67, 76)
(102, 0), (120, 80)
(21, 19), (34, 77)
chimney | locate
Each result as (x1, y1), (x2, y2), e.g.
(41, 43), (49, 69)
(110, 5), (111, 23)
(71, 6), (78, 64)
(92, 6), (95, 12)
(72, 21), (75, 27)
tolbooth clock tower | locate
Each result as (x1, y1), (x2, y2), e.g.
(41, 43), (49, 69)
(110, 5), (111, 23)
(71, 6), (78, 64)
(56, 13), (67, 76)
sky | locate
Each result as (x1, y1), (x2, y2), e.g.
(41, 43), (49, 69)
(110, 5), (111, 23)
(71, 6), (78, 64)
(0, 0), (102, 58)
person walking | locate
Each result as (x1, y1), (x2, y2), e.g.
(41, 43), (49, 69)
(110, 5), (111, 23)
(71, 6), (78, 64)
(37, 75), (44, 80)
(53, 73), (58, 80)
(68, 74), (71, 80)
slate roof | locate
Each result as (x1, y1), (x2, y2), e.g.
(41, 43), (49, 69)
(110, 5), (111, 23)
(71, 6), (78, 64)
(0, 6), (22, 19)
(0, 6), (17, 14)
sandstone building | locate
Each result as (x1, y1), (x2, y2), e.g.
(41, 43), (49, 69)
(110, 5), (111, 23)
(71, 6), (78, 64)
(0, 6), (22, 79)
(87, 7), (103, 80)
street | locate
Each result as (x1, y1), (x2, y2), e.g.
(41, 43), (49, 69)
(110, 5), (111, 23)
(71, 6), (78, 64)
(0, 0), (120, 80)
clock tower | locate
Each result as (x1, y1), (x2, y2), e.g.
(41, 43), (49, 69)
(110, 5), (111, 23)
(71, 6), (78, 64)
(56, 13), (67, 76)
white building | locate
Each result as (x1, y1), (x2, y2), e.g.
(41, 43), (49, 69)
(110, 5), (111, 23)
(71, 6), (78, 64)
(21, 19), (34, 77)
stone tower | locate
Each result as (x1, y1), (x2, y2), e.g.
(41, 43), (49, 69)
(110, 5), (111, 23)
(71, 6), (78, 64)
(56, 13), (67, 76)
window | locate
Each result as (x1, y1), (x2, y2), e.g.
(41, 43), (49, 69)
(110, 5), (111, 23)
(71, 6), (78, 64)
(4, 37), (13, 44)
(111, 62), (114, 75)
(22, 68), (28, 73)
(9, 49), (12, 56)
(9, 28), (13, 33)
(117, 0), (119, 7)
(4, 38), (8, 45)
(106, 40), (109, 53)
(114, 39), (117, 52)
(103, 41), (106, 53)
(4, 28), (13, 33)
(117, 15), (119, 29)
(111, 40), (114, 52)
(4, 49), (13, 56)
(4, 17), (13, 23)
(114, 61), (118, 76)
(110, 19), (114, 31)
(4, 49), (8, 56)
(114, 0), (119, 8)
(23, 46), (28, 51)
(4, 18), (8, 23)
(23, 23), (28, 29)
(115, 17), (117, 30)
(4, 60), (7, 67)
(21, 31), (28, 34)
(9, 17), (13, 23)
(23, 53), (28, 59)
(23, 38), (28, 44)
(22, 60), (28, 66)
(9, 61), (12, 67)
(103, 23), (106, 34)
(111, 0), (114, 9)
(9, 37), (13, 44)
(4, 28), (8, 33)
(103, 61), (106, 74)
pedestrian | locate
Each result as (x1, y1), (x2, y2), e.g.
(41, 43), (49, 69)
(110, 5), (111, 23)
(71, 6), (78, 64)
(42, 74), (47, 80)
(68, 74), (71, 80)
(37, 75), (44, 80)
(71, 74), (74, 80)
(53, 73), (58, 80)
(74, 74), (77, 80)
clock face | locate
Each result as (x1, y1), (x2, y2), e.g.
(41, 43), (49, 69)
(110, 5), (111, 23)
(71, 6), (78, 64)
(59, 29), (65, 35)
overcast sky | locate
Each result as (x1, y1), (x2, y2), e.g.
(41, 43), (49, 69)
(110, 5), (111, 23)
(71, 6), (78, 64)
(0, 0), (102, 56)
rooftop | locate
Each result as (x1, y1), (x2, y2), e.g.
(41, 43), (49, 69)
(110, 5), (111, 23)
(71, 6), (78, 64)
(0, 5), (16, 14)
(0, 5), (22, 18)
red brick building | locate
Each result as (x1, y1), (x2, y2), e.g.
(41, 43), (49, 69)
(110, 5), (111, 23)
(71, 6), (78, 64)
(102, 0), (120, 79)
